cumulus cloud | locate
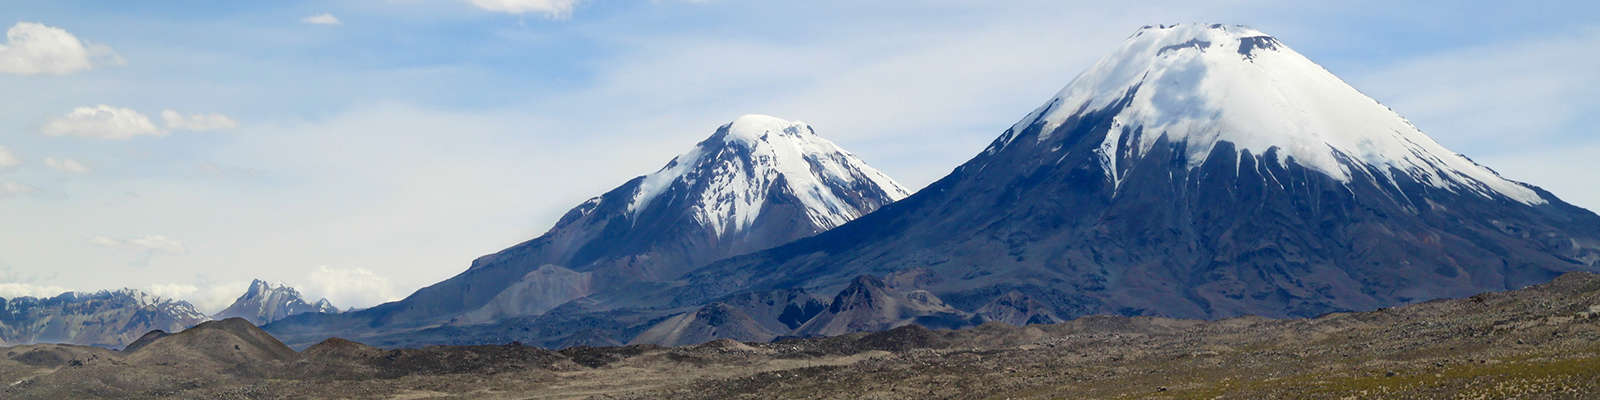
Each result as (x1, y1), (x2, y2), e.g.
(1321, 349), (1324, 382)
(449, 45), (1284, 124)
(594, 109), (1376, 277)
(42, 105), (164, 139)
(41, 106), (237, 139)
(1356, 28), (1600, 147)
(0, 282), (72, 298)
(301, 13), (342, 26)
(0, 22), (121, 76)
(305, 266), (399, 310)
(144, 281), (247, 314)
(468, 0), (581, 18)
(88, 236), (121, 247)
(142, 282), (198, 301)
(44, 157), (90, 174)
(90, 234), (187, 255)
(0, 146), (19, 168)
(161, 110), (239, 132)
(0, 181), (33, 198)
(1482, 142), (1600, 212)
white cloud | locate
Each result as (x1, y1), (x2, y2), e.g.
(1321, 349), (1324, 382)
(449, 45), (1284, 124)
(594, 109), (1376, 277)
(161, 110), (239, 132)
(145, 281), (246, 314)
(44, 157), (90, 174)
(305, 266), (399, 310)
(126, 235), (186, 254)
(0, 22), (114, 76)
(40, 107), (233, 139)
(1481, 142), (1600, 212)
(0, 282), (72, 298)
(42, 105), (165, 139)
(1356, 29), (1600, 148)
(0, 146), (20, 168)
(91, 234), (187, 255)
(143, 282), (198, 301)
(1348, 28), (1600, 211)
(88, 236), (121, 247)
(468, 0), (580, 18)
(0, 181), (33, 198)
(301, 13), (342, 26)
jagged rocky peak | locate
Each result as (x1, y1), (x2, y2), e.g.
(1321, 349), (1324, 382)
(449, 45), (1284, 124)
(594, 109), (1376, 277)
(995, 23), (1542, 205)
(213, 279), (337, 326)
(630, 114), (910, 236)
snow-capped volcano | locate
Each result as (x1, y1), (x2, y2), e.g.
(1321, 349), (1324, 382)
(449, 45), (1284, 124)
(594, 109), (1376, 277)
(997, 24), (1541, 204)
(493, 113), (909, 281)
(677, 23), (1600, 325)
(264, 115), (908, 342)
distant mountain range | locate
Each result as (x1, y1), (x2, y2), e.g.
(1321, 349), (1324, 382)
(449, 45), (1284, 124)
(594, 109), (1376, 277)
(0, 280), (332, 348)
(0, 289), (208, 348)
(261, 23), (1599, 349)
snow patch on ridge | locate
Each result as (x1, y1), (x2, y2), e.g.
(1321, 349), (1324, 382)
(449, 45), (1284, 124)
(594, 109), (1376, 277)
(1004, 24), (1544, 205)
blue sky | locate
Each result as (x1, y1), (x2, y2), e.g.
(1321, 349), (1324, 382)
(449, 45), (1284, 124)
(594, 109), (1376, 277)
(1, 0), (1596, 312)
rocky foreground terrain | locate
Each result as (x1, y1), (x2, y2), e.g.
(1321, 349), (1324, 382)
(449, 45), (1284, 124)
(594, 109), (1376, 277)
(3, 272), (1597, 399)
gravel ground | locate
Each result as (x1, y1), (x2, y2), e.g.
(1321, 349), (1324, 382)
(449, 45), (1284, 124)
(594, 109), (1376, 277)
(4, 272), (1598, 399)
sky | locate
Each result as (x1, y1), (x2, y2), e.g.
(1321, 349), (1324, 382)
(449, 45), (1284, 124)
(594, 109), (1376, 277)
(1, 0), (1596, 313)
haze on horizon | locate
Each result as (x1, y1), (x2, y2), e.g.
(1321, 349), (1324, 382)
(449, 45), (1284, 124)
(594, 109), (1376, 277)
(1, 0), (1596, 313)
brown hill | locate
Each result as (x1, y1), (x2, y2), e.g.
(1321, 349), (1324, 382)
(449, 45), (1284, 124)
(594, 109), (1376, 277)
(122, 317), (299, 376)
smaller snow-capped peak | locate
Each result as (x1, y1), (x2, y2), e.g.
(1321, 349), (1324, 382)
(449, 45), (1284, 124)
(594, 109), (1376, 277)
(312, 298), (337, 313)
(629, 114), (910, 236)
(1000, 23), (1543, 205)
(213, 279), (337, 325)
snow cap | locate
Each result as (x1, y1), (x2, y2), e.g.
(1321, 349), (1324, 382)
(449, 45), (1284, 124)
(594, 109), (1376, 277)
(1001, 23), (1544, 205)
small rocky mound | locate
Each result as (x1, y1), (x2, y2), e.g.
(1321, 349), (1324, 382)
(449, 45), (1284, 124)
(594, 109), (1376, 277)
(976, 291), (1065, 326)
(5, 344), (119, 368)
(301, 337), (382, 360)
(631, 302), (778, 346)
(123, 317), (299, 374)
(795, 275), (975, 337)
(853, 324), (948, 352)
(121, 330), (170, 353)
(559, 344), (661, 369)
